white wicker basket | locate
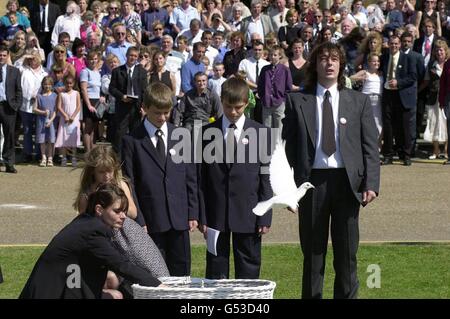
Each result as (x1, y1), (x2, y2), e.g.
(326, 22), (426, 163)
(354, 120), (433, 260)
(132, 277), (276, 299)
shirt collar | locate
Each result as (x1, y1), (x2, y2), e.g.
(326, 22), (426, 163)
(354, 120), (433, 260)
(316, 82), (338, 99)
(126, 63), (136, 72)
(222, 114), (246, 133)
(144, 118), (168, 138)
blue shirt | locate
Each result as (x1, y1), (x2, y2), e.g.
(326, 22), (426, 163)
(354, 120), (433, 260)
(80, 68), (102, 99)
(181, 58), (205, 93)
(0, 64), (6, 102)
(170, 6), (200, 31)
(105, 41), (132, 66)
(0, 12), (30, 28)
(214, 47), (229, 64)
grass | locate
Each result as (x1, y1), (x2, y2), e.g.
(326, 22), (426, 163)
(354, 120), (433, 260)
(0, 244), (449, 299)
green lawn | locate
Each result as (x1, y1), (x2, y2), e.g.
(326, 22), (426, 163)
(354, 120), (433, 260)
(0, 244), (449, 299)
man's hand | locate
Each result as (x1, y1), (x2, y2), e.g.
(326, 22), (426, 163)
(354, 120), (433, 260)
(198, 223), (207, 239)
(189, 220), (198, 232)
(388, 79), (398, 89)
(122, 95), (130, 103)
(362, 190), (377, 206)
(258, 226), (270, 235)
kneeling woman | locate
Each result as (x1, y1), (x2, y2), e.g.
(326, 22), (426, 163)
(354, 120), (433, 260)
(20, 184), (163, 299)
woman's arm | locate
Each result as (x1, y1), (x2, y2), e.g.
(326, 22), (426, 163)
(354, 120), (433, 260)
(80, 79), (95, 113)
(436, 12), (442, 37)
(120, 180), (137, 220)
(170, 72), (177, 94)
(72, 91), (82, 119)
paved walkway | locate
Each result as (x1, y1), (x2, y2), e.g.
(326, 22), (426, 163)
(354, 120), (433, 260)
(0, 160), (449, 244)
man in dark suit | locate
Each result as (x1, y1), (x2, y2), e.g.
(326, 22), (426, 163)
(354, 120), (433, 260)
(31, 0), (61, 57)
(198, 77), (273, 280)
(401, 31), (426, 155)
(19, 184), (162, 299)
(109, 46), (148, 155)
(0, 45), (22, 173)
(122, 82), (199, 276)
(381, 35), (418, 165)
(413, 18), (438, 143)
(282, 42), (380, 299)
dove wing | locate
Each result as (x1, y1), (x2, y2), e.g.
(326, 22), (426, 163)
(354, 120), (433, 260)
(269, 141), (298, 196)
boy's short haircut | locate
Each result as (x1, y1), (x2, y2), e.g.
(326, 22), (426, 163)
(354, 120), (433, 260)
(213, 31), (224, 38)
(213, 62), (224, 69)
(177, 35), (188, 44)
(269, 45), (284, 57)
(51, 64), (64, 73)
(221, 77), (249, 105)
(143, 82), (173, 110)
(126, 46), (139, 56)
(194, 71), (207, 80)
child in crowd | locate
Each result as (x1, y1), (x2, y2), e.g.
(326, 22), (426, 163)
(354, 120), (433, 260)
(234, 70), (256, 119)
(208, 62), (226, 98)
(0, 12), (25, 45)
(34, 76), (57, 167)
(351, 53), (383, 139)
(52, 65), (65, 93)
(176, 35), (190, 62)
(54, 75), (81, 167)
(202, 55), (212, 77)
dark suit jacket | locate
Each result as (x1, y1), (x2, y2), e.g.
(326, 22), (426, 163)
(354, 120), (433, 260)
(240, 14), (274, 40)
(405, 50), (426, 83)
(4, 65), (22, 112)
(413, 34), (438, 59)
(282, 88), (380, 203)
(122, 122), (199, 232)
(383, 9), (403, 34)
(198, 117), (273, 233)
(31, 2), (61, 34)
(109, 64), (148, 114)
(381, 51), (417, 109)
(19, 214), (160, 299)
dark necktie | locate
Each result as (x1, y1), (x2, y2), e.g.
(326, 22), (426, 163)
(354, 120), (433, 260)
(155, 129), (166, 163)
(126, 69), (133, 96)
(322, 90), (336, 157)
(226, 123), (237, 167)
(255, 59), (259, 84)
(41, 5), (46, 32)
(0, 66), (3, 83)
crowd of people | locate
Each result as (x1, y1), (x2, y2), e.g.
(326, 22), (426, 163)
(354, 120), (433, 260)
(1, 0), (449, 299)
(0, 0), (449, 172)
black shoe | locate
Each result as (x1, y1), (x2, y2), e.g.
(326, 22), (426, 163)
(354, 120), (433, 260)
(381, 157), (393, 165)
(403, 158), (412, 166)
(5, 165), (17, 173)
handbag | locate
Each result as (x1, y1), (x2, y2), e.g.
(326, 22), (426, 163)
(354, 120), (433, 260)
(94, 100), (107, 119)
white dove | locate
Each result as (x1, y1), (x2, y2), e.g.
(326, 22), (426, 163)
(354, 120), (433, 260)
(252, 140), (315, 216)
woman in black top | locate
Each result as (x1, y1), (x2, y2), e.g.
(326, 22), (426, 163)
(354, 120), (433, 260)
(149, 50), (177, 93)
(285, 38), (307, 91)
(20, 184), (162, 299)
(223, 31), (247, 78)
(278, 8), (302, 53)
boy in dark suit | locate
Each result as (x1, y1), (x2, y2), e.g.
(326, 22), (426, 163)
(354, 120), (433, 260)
(198, 77), (273, 279)
(122, 82), (199, 276)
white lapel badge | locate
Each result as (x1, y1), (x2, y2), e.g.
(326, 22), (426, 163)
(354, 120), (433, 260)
(241, 137), (249, 145)
(169, 148), (176, 156)
(340, 117), (347, 125)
